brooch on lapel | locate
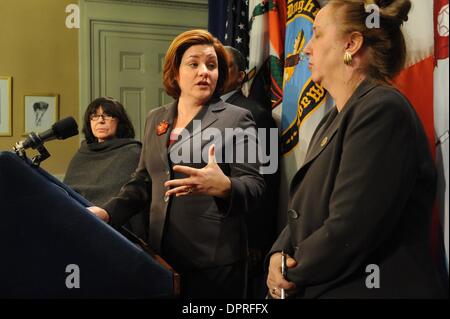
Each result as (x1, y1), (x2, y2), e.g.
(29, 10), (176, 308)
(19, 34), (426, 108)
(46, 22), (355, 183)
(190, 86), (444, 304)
(156, 120), (169, 136)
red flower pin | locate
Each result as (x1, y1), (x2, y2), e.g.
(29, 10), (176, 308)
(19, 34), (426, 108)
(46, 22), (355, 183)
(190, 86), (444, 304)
(156, 120), (169, 136)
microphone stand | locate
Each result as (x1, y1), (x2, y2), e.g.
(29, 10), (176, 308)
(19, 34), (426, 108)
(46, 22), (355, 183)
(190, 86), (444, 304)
(30, 144), (50, 167)
(13, 140), (50, 167)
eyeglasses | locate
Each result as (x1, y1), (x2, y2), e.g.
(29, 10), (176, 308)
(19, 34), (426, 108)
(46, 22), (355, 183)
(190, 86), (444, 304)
(90, 113), (115, 121)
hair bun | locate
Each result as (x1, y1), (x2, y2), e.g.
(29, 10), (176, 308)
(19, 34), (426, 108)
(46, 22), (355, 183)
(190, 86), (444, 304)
(374, 0), (411, 26)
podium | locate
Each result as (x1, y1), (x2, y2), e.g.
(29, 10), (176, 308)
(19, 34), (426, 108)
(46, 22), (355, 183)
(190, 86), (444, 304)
(0, 151), (179, 298)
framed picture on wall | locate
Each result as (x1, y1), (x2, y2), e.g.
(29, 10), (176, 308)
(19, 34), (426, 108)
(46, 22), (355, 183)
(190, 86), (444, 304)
(24, 94), (59, 135)
(0, 76), (12, 136)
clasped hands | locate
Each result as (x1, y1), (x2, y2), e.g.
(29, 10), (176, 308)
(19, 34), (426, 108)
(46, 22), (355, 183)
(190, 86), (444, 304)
(267, 252), (297, 299)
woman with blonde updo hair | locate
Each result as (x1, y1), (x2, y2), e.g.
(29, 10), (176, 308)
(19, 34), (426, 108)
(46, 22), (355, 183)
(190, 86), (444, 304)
(267, 0), (447, 298)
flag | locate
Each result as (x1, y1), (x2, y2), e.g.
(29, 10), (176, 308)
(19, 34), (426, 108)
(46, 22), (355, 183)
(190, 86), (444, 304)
(393, 0), (448, 274)
(273, 0), (331, 230)
(224, 0), (250, 62)
(278, 0), (328, 157)
(238, 0), (286, 111)
(394, 0), (435, 151)
(433, 0), (449, 273)
(208, 0), (228, 42)
(435, 0), (449, 59)
(267, 0), (286, 108)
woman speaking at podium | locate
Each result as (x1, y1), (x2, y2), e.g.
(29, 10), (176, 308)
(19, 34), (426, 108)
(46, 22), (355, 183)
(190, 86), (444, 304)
(88, 29), (264, 298)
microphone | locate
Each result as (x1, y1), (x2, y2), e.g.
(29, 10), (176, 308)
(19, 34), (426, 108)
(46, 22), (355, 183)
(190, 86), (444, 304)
(16, 116), (78, 151)
(14, 116), (79, 166)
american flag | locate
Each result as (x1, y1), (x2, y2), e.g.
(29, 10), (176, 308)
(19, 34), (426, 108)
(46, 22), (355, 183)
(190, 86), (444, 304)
(224, 0), (249, 70)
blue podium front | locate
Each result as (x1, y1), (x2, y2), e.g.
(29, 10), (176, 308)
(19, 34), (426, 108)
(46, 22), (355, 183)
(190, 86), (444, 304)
(0, 151), (176, 298)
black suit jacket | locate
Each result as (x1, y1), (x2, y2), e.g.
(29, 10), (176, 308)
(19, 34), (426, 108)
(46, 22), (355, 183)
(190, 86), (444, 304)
(225, 91), (280, 253)
(104, 98), (265, 272)
(226, 91), (275, 131)
(270, 80), (446, 298)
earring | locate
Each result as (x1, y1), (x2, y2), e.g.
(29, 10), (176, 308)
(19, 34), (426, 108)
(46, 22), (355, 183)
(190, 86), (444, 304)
(344, 51), (352, 65)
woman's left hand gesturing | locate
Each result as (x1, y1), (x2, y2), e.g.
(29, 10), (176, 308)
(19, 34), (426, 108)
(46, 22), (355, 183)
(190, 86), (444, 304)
(164, 144), (231, 198)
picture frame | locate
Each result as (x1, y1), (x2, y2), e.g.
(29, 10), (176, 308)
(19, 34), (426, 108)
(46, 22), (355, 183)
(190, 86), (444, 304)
(23, 94), (59, 135)
(0, 76), (12, 136)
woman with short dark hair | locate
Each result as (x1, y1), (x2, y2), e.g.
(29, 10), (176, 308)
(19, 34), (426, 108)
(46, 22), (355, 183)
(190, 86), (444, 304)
(64, 97), (147, 239)
(81, 97), (135, 143)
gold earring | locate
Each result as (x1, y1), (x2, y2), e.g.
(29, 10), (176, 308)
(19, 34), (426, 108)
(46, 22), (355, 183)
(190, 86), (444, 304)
(344, 51), (352, 65)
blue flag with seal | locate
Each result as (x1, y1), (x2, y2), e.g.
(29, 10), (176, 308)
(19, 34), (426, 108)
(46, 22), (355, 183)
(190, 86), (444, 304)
(281, 0), (327, 156)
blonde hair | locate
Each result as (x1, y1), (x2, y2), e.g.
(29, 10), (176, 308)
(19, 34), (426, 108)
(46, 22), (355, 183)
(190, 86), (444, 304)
(328, 0), (411, 83)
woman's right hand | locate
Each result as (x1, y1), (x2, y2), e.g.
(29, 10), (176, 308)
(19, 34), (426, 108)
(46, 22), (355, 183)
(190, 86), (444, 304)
(87, 206), (110, 223)
(164, 144), (232, 198)
(267, 252), (297, 299)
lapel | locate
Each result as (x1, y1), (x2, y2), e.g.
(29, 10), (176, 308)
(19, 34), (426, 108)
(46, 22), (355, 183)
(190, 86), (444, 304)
(300, 107), (340, 169)
(154, 100), (177, 167)
(167, 98), (226, 155)
(290, 79), (378, 191)
(225, 91), (242, 105)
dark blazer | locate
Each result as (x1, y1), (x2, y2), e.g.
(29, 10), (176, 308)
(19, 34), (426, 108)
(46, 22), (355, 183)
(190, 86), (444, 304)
(226, 91), (275, 131)
(269, 80), (446, 298)
(104, 98), (265, 297)
(225, 91), (280, 254)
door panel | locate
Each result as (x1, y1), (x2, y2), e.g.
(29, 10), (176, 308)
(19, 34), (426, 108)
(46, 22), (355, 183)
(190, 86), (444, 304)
(103, 33), (174, 139)
(90, 22), (206, 140)
(80, 0), (207, 141)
